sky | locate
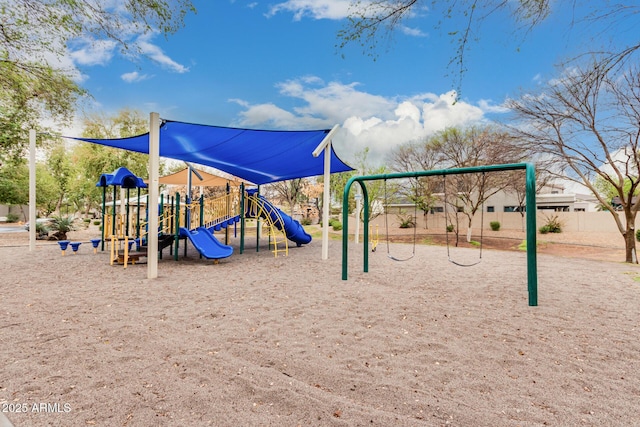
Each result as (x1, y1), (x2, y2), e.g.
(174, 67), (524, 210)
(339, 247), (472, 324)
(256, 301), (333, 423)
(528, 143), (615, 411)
(60, 0), (638, 167)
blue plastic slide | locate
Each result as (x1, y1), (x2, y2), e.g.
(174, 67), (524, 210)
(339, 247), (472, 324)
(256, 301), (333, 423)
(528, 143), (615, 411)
(246, 189), (312, 246)
(179, 227), (233, 260)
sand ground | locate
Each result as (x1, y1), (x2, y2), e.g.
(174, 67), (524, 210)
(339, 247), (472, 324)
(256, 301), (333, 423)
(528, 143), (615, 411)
(1, 224), (639, 426)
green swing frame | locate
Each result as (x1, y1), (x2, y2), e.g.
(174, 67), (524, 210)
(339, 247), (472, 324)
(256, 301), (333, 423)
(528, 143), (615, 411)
(341, 163), (539, 307)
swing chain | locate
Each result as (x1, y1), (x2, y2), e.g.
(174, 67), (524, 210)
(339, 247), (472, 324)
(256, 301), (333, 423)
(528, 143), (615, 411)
(443, 172), (486, 267)
(384, 178), (418, 262)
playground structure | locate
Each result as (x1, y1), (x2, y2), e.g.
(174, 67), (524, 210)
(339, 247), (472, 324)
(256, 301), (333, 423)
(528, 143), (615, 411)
(96, 167), (312, 267)
(341, 163), (539, 307)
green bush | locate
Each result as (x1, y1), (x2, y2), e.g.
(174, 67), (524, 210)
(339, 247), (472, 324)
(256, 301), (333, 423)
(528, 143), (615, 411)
(300, 217), (312, 226)
(539, 215), (562, 234)
(396, 212), (416, 229)
(35, 222), (50, 238)
(636, 229), (640, 242)
(332, 221), (342, 231)
(49, 215), (77, 240)
(6, 213), (19, 223)
(93, 220), (101, 226)
(490, 221), (500, 231)
(446, 224), (454, 232)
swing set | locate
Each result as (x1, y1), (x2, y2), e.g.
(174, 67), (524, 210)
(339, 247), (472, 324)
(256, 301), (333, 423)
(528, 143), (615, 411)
(381, 172), (487, 266)
(341, 163), (538, 307)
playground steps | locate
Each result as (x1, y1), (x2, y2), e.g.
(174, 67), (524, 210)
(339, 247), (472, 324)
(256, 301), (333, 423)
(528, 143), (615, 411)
(115, 250), (146, 265)
(115, 234), (175, 265)
(138, 234), (175, 253)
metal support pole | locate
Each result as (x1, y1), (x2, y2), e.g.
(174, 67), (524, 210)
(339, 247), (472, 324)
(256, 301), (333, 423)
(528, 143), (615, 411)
(147, 112), (160, 279)
(28, 130), (36, 251)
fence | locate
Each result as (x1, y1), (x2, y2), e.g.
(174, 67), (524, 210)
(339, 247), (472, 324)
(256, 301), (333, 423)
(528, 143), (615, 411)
(382, 208), (630, 234)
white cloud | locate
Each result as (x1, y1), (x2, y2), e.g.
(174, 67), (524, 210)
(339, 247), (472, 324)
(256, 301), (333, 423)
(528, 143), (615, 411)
(267, 0), (427, 39)
(231, 77), (503, 165)
(121, 71), (152, 83)
(135, 34), (189, 73)
(267, 0), (353, 20)
(400, 25), (427, 37)
(69, 38), (117, 66)
(477, 99), (510, 114)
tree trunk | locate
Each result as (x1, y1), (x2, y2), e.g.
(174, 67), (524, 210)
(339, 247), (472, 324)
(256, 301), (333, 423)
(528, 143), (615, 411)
(624, 228), (637, 263)
(623, 210), (638, 264)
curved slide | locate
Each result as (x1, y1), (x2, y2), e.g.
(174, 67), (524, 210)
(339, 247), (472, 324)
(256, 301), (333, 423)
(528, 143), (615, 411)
(246, 190), (312, 246)
(180, 227), (233, 260)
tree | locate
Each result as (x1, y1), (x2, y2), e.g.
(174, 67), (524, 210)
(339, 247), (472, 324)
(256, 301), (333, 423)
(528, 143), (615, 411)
(507, 59), (640, 263)
(67, 109), (159, 216)
(432, 126), (523, 242)
(303, 180), (324, 222)
(337, 1), (639, 93)
(0, 1), (196, 159)
(46, 141), (74, 212)
(352, 148), (388, 222)
(388, 140), (443, 228)
(267, 178), (308, 215)
(0, 158), (60, 220)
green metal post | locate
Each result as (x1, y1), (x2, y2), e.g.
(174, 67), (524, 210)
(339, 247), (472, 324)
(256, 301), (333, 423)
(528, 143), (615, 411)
(240, 183), (245, 254)
(136, 187), (141, 241)
(342, 179), (369, 280)
(159, 193), (164, 260)
(174, 193), (180, 261)
(525, 164), (538, 306)
(101, 186), (106, 251)
(256, 185), (260, 253)
(225, 182), (230, 245)
(199, 194), (204, 228)
(125, 188), (131, 237)
(112, 185), (117, 237)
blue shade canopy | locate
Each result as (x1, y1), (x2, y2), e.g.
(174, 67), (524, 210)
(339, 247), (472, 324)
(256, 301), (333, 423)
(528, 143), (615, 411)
(72, 120), (353, 185)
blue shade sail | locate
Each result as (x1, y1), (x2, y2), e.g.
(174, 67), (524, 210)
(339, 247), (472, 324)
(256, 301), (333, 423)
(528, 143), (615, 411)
(72, 120), (353, 185)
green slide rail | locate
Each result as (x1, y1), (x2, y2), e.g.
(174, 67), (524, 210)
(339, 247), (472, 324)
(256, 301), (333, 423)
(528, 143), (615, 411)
(341, 163), (538, 307)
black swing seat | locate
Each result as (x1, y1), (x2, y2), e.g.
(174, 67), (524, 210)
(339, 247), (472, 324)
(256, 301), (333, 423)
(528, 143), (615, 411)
(387, 253), (415, 262)
(448, 257), (482, 267)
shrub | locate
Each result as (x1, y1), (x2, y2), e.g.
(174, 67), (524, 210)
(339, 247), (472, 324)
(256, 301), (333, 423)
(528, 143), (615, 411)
(49, 215), (77, 240)
(93, 220), (101, 226)
(636, 229), (640, 242)
(35, 222), (50, 239)
(446, 224), (454, 232)
(490, 221), (501, 231)
(300, 217), (312, 226)
(332, 221), (343, 231)
(6, 213), (19, 223)
(396, 212), (416, 229)
(539, 214), (562, 234)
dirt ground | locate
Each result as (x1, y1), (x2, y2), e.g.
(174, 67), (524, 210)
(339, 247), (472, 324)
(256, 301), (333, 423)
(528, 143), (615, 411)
(1, 223), (639, 426)
(382, 232), (626, 264)
(0, 222), (629, 263)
